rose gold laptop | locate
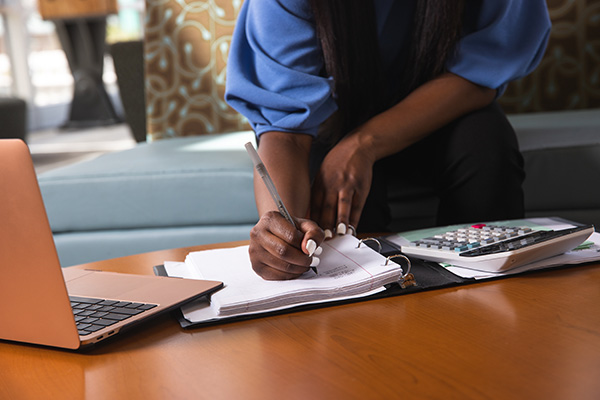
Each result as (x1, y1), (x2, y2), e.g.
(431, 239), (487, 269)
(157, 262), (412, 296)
(0, 139), (223, 350)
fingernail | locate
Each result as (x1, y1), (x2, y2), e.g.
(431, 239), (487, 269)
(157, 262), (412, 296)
(314, 246), (323, 256)
(324, 229), (333, 239)
(310, 257), (320, 267)
(306, 239), (317, 256)
(348, 225), (356, 236)
(337, 223), (346, 235)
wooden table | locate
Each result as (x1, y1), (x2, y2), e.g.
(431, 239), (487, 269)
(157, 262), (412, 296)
(1, 241), (600, 400)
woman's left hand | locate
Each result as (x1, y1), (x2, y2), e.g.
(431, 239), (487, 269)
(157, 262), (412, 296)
(310, 134), (375, 235)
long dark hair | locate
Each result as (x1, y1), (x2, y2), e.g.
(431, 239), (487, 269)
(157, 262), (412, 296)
(310, 0), (465, 137)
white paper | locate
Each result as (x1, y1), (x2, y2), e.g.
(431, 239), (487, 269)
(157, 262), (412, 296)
(165, 235), (402, 323)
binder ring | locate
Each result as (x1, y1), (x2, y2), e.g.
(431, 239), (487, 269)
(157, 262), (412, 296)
(385, 254), (417, 289)
(384, 254), (411, 275)
(356, 237), (382, 253)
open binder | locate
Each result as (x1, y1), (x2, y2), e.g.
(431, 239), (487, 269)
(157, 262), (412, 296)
(155, 217), (600, 328)
(156, 234), (415, 326)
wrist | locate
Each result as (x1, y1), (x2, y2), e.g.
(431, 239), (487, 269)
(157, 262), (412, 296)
(254, 131), (313, 217)
(344, 124), (384, 164)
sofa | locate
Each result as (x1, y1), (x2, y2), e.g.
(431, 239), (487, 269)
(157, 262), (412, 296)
(38, 0), (600, 267)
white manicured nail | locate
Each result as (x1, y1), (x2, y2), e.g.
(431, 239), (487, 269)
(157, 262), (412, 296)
(306, 239), (317, 256)
(337, 223), (347, 235)
(310, 257), (320, 267)
(348, 225), (356, 236)
(324, 229), (333, 239)
(314, 246), (323, 256)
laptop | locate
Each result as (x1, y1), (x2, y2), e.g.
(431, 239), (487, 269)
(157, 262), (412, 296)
(0, 139), (223, 350)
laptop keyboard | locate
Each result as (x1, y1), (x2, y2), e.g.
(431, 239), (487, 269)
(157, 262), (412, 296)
(69, 296), (158, 336)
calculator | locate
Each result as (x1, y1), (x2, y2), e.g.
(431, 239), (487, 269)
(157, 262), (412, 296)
(401, 223), (594, 272)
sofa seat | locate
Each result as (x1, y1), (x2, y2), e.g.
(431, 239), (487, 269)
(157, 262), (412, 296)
(509, 109), (600, 227)
(39, 131), (258, 267)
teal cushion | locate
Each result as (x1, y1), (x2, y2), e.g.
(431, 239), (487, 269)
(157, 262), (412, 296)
(54, 225), (255, 267)
(39, 131), (259, 232)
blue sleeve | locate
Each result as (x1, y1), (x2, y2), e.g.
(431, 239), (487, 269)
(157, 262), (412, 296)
(225, 0), (337, 137)
(448, 0), (551, 94)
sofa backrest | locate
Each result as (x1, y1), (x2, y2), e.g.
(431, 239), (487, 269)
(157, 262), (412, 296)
(498, 0), (600, 113)
(144, 0), (249, 141)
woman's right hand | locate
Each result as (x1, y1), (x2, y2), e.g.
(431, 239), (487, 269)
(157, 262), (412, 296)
(248, 211), (325, 280)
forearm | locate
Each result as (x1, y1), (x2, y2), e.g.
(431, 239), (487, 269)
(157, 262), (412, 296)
(347, 73), (497, 163)
(254, 131), (313, 218)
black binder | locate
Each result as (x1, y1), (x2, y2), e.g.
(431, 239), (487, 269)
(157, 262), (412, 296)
(154, 222), (598, 329)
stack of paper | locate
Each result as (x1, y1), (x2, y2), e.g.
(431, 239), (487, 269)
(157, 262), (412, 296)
(171, 234), (405, 321)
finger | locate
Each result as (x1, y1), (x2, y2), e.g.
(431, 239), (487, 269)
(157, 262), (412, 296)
(335, 188), (354, 235)
(310, 180), (329, 236)
(349, 190), (368, 233)
(248, 233), (311, 280)
(248, 212), (312, 280)
(248, 247), (310, 280)
(296, 218), (325, 255)
(261, 215), (312, 262)
(318, 191), (338, 238)
(311, 174), (336, 239)
(309, 187), (324, 226)
(261, 211), (303, 245)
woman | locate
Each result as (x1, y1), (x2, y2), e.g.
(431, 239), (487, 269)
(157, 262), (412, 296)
(225, 0), (551, 280)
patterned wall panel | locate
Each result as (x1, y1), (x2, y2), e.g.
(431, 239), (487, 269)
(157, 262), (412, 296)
(144, 0), (597, 138)
(500, 0), (600, 113)
(144, 0), (248, 141)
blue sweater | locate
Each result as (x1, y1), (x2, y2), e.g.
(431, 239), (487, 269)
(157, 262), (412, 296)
(225, 0), (551, 137)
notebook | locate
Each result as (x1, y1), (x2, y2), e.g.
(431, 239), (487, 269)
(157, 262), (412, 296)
(0, 139), (223, 350)
(158, 234), (413, 325)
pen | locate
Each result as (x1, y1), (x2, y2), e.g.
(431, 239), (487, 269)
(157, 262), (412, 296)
(244, 142), (318, 274)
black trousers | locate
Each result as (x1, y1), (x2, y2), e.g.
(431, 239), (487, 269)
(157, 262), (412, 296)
(358, 102), (525, 232)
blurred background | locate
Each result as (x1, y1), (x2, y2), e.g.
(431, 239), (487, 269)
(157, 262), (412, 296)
(0, 0), (142, 171)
